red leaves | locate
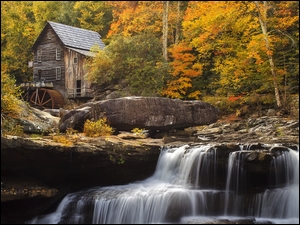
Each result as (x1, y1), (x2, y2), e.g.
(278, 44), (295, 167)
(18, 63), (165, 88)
(228, 95), (242, 102)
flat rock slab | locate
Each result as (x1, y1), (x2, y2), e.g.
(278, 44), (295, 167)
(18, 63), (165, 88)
(59, 96), (219, 132)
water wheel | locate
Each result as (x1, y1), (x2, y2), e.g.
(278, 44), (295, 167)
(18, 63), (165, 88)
(30, 88), (65, 109)
(21, 90), (31, 102)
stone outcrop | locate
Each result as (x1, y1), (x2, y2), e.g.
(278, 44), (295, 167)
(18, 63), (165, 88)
(1, 135), (162, 188)
(59, 96), (219, 133)
(1, 134), (163, 222)
(16, 102), (60, 134)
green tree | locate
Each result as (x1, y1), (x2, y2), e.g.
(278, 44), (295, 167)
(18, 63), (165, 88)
(85, 33), (168, 96)
(74, 1), (113, 38)
(32, 1), (79, 33)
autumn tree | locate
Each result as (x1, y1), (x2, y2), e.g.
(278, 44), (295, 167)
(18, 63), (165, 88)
(162, 43), (202, 99)
(1, 1), (35, 83)
(85, 33), (168, 96)
(107, 1), (163, 38)
(107, 1), (185, 47)
(254, 1), (281, 107)
(257, 1), (299, 107)
(169, 1), (298, 107)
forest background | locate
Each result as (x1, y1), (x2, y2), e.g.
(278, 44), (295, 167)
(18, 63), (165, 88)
(1, 1), (299, 121)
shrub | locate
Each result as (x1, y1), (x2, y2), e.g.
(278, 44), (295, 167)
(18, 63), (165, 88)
(1, 117), (23, 136)
(131, 127), (146, 138)
(66, 127), (78, 135)
(83, 118), (114, 137)
(1, 72), (23, 117)
(1, 72), (24, 136)
(203, 93), (278, 117)
(52, 135), (73, 146)
(131, 127), (145, 134)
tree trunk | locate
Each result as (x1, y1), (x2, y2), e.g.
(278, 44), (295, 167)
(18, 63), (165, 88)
(163, 1), (169, 61)
(175, 1), (180, 44)
(254, 1), (282, 108)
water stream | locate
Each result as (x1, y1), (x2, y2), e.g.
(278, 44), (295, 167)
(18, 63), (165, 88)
(27, 144), (299, 224)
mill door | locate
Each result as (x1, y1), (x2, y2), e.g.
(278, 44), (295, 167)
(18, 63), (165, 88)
(76, 80), (81, 97)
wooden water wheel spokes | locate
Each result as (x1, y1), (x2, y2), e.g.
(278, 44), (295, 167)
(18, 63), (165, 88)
(30, 88), (54, 109)
(21, 90), (30, 102)
(29, 88), (65, 109)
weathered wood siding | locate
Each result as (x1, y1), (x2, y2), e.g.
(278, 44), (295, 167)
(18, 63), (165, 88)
(32, 25), (65, 96)
(64, 49), (92, 98)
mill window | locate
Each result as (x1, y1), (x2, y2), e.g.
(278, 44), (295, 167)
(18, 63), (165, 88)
(74, 57), (78, 64)
(56, 67), (61, 80)
(56, 48), (61, 60)
(37, 49), (42, 62)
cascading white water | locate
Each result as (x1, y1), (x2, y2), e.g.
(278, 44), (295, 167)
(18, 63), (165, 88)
(223, 147), (299, 224)
(224, 151), (246, 215)
(27, 144), (299, 224)
(252, 149), (299, 224)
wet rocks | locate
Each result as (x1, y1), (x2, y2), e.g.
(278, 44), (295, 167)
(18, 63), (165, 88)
(182, 217), (272, 224)
(192, 116), (299, 145)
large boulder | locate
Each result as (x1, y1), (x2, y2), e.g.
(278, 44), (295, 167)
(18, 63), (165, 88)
(58, 106), (91, 132)
(59, 96), (219, 132)
(12, 102), (60, 134)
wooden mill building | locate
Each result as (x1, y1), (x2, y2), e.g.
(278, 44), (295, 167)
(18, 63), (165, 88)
(31, 21), (105, 100)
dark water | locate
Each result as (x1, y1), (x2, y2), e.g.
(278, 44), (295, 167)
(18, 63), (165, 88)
(26, 144), (299, 224)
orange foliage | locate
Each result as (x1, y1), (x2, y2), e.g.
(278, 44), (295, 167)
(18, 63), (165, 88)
(162, 42), (202, 99)
(228, 95), (242, 102)
(107, 1), (163, 37)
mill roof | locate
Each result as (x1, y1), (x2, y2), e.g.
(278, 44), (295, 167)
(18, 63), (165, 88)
(33, 21), (105, 52)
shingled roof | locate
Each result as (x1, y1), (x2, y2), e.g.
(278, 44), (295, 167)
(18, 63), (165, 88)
(33, 21), (105, 52)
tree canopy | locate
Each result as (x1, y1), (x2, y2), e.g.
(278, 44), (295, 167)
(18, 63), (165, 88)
(1, 1), (299, 114)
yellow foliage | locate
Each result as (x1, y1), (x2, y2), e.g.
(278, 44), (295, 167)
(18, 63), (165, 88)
(162, 77), (192, 99)
(83, 118), (114, 137)
(84, 48), (114, 86)
(188, 90), (201, 100)
(66, 128), (78, 135)
(1, 72), (25, 136)
(1, 72), (23, 117)
(52, 135), (73, 146)
(107, 1), (164, 38)
(1, 117), (24, 136)
(131, 128), (146, 138)
(131, 128), (145, 134)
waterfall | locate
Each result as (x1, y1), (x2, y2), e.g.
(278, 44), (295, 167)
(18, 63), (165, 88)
(224, 147), (299, 223)
(27, 144), (299, 224)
